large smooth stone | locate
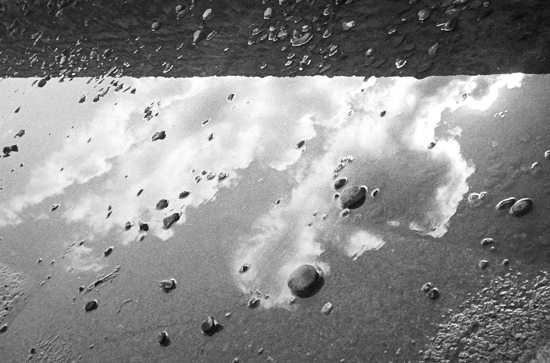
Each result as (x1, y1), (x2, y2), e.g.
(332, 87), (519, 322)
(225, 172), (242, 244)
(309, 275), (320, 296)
(509, 198), (533, 217)
(287, 264), (321, 298)
(338, 185), (367, 209)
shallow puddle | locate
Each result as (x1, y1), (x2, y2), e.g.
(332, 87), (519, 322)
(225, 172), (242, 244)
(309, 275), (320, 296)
(0, 74), (549, 362)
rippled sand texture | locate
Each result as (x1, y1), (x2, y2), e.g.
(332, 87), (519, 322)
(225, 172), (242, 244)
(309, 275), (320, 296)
(0, 0), (549, 78)
(0, 264), (25, 325)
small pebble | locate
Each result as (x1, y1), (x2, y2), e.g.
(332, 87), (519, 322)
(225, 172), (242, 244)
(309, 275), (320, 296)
(248, 297), (260, 308)
(157, 331), (168, 345)
(479, 260), (489, 269)
(321, 302), (333, 315)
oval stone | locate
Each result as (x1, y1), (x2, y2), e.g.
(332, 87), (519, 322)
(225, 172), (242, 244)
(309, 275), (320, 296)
(287, 264), (321, 298)
(201, 316), (217, 335)
(509, 198), (533, 217)
(333, 177), (347, 190)
(338, 186), (367, 209)
(84, 300), (98, 312)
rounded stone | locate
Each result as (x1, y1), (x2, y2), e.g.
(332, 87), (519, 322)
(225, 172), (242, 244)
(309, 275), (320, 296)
(157, 331), (168, 344)
(509, 198), (533, 217)
(201, 316), (217, 335)
(333, 177), (347, 190)
(338, 185), (367, 209)
(287, 264), (321, 298)
(84, 300), (98, 312)
(151, 22), (161, 32)
(321, 302), (333, 315)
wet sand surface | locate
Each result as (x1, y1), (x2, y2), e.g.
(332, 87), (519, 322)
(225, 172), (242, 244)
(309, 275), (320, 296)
(0, 0), (549, 78)
(0, 75), (549, 362)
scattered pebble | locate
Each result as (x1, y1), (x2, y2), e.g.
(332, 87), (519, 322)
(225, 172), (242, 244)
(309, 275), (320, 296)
(321, 302), (333, 315)
(179, 191), (190, 199)
(287, 264), (322, 298)
(151, 22), (161, 32)
(509, 198), (533, 217)
(0, 324), (8, 333)
(103, 246), (114, 256)
(479, 260), (489, 270)
(239, 264), (250, 273)
(480, 238), (495, 246)
(338, 185), (367, 209)
(157, 331), (169, 345)
(156, 199), (169, 210)
(200, 316), (217, 335)
(84, 299), (98, 312)
(152, 131), (166, 141)
(248, 297), (260, 308)
(333, 177), (347, 190)
(159, 278), (177, 292)
(163, 213), (180, 229)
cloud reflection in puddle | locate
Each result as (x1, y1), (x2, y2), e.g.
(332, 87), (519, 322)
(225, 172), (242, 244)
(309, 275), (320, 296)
(0, 74), (524, 307)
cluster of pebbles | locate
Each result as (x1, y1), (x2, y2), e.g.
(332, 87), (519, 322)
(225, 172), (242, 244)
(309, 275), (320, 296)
(0, 0), (522, 78)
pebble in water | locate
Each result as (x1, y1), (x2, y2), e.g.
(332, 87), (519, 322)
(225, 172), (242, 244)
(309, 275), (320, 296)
(418, 9), (430, 21)
(163, 213), (180, 229)
(342, 20), (356, 31)
(338, 186), (368, 209)
(287, 264), (322, 298)
(427, 288), (440, 299)
(371, 188), (380, 198)
(151, 131), (166, 141)
(291, 32), (312, 47)
(202, 9), (213, 21)
(84, 300), (98, 312)
(239, 264), (250, 273)
(340, 208), (350, 218)
(421, 282), (432, 293)
(479, 260), (489, 270)
(201, 316), (218, 335)
(321, 302), (333, 315)
(157, 331), (169, 345)
(333, 177), (347, 190)
(509, 198), (533, 217)
(139, 222), (149, 232)
(248, 297), (260, 308)
(495, 197), (516, 210)
(156, 199), (169, 210)
(480, 238), (495, 246)
(103, 246), (114, 256)
(193, 29), (203, 45)
(159, 278), (177, 292)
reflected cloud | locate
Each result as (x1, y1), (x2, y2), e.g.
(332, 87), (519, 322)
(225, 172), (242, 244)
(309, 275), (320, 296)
(234, 74), (523, 307)
(0, 75), (524, 308)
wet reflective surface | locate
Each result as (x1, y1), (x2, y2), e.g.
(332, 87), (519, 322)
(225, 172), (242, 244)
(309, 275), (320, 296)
(0, 74), (550, 362)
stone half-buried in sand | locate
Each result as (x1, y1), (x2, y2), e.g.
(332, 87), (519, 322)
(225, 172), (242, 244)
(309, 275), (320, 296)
(287, 264), (324, 298)
(338, 185), (368, 210)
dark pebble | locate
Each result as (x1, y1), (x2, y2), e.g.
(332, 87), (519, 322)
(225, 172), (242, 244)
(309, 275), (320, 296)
(84, 300), (98, 312)
(427, 288), (440, 299)
(287, 264), (322, 298)
(239, 264), (250, 273)
(156, 199), (169, 210)
(163, 213), (180, 229)
(201, 316), (217, 335)
(152, 131), (166, 141)
(103, 246), (113, 256)
(421, 282), (432, 293)
(295, 140), (306, 149)
(179, 191), (190, 199)
(333, 177), (347, 190)
(157, 331), (168, 344)
(338, 185), (367, 209)
(509, 198), (533, 217)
